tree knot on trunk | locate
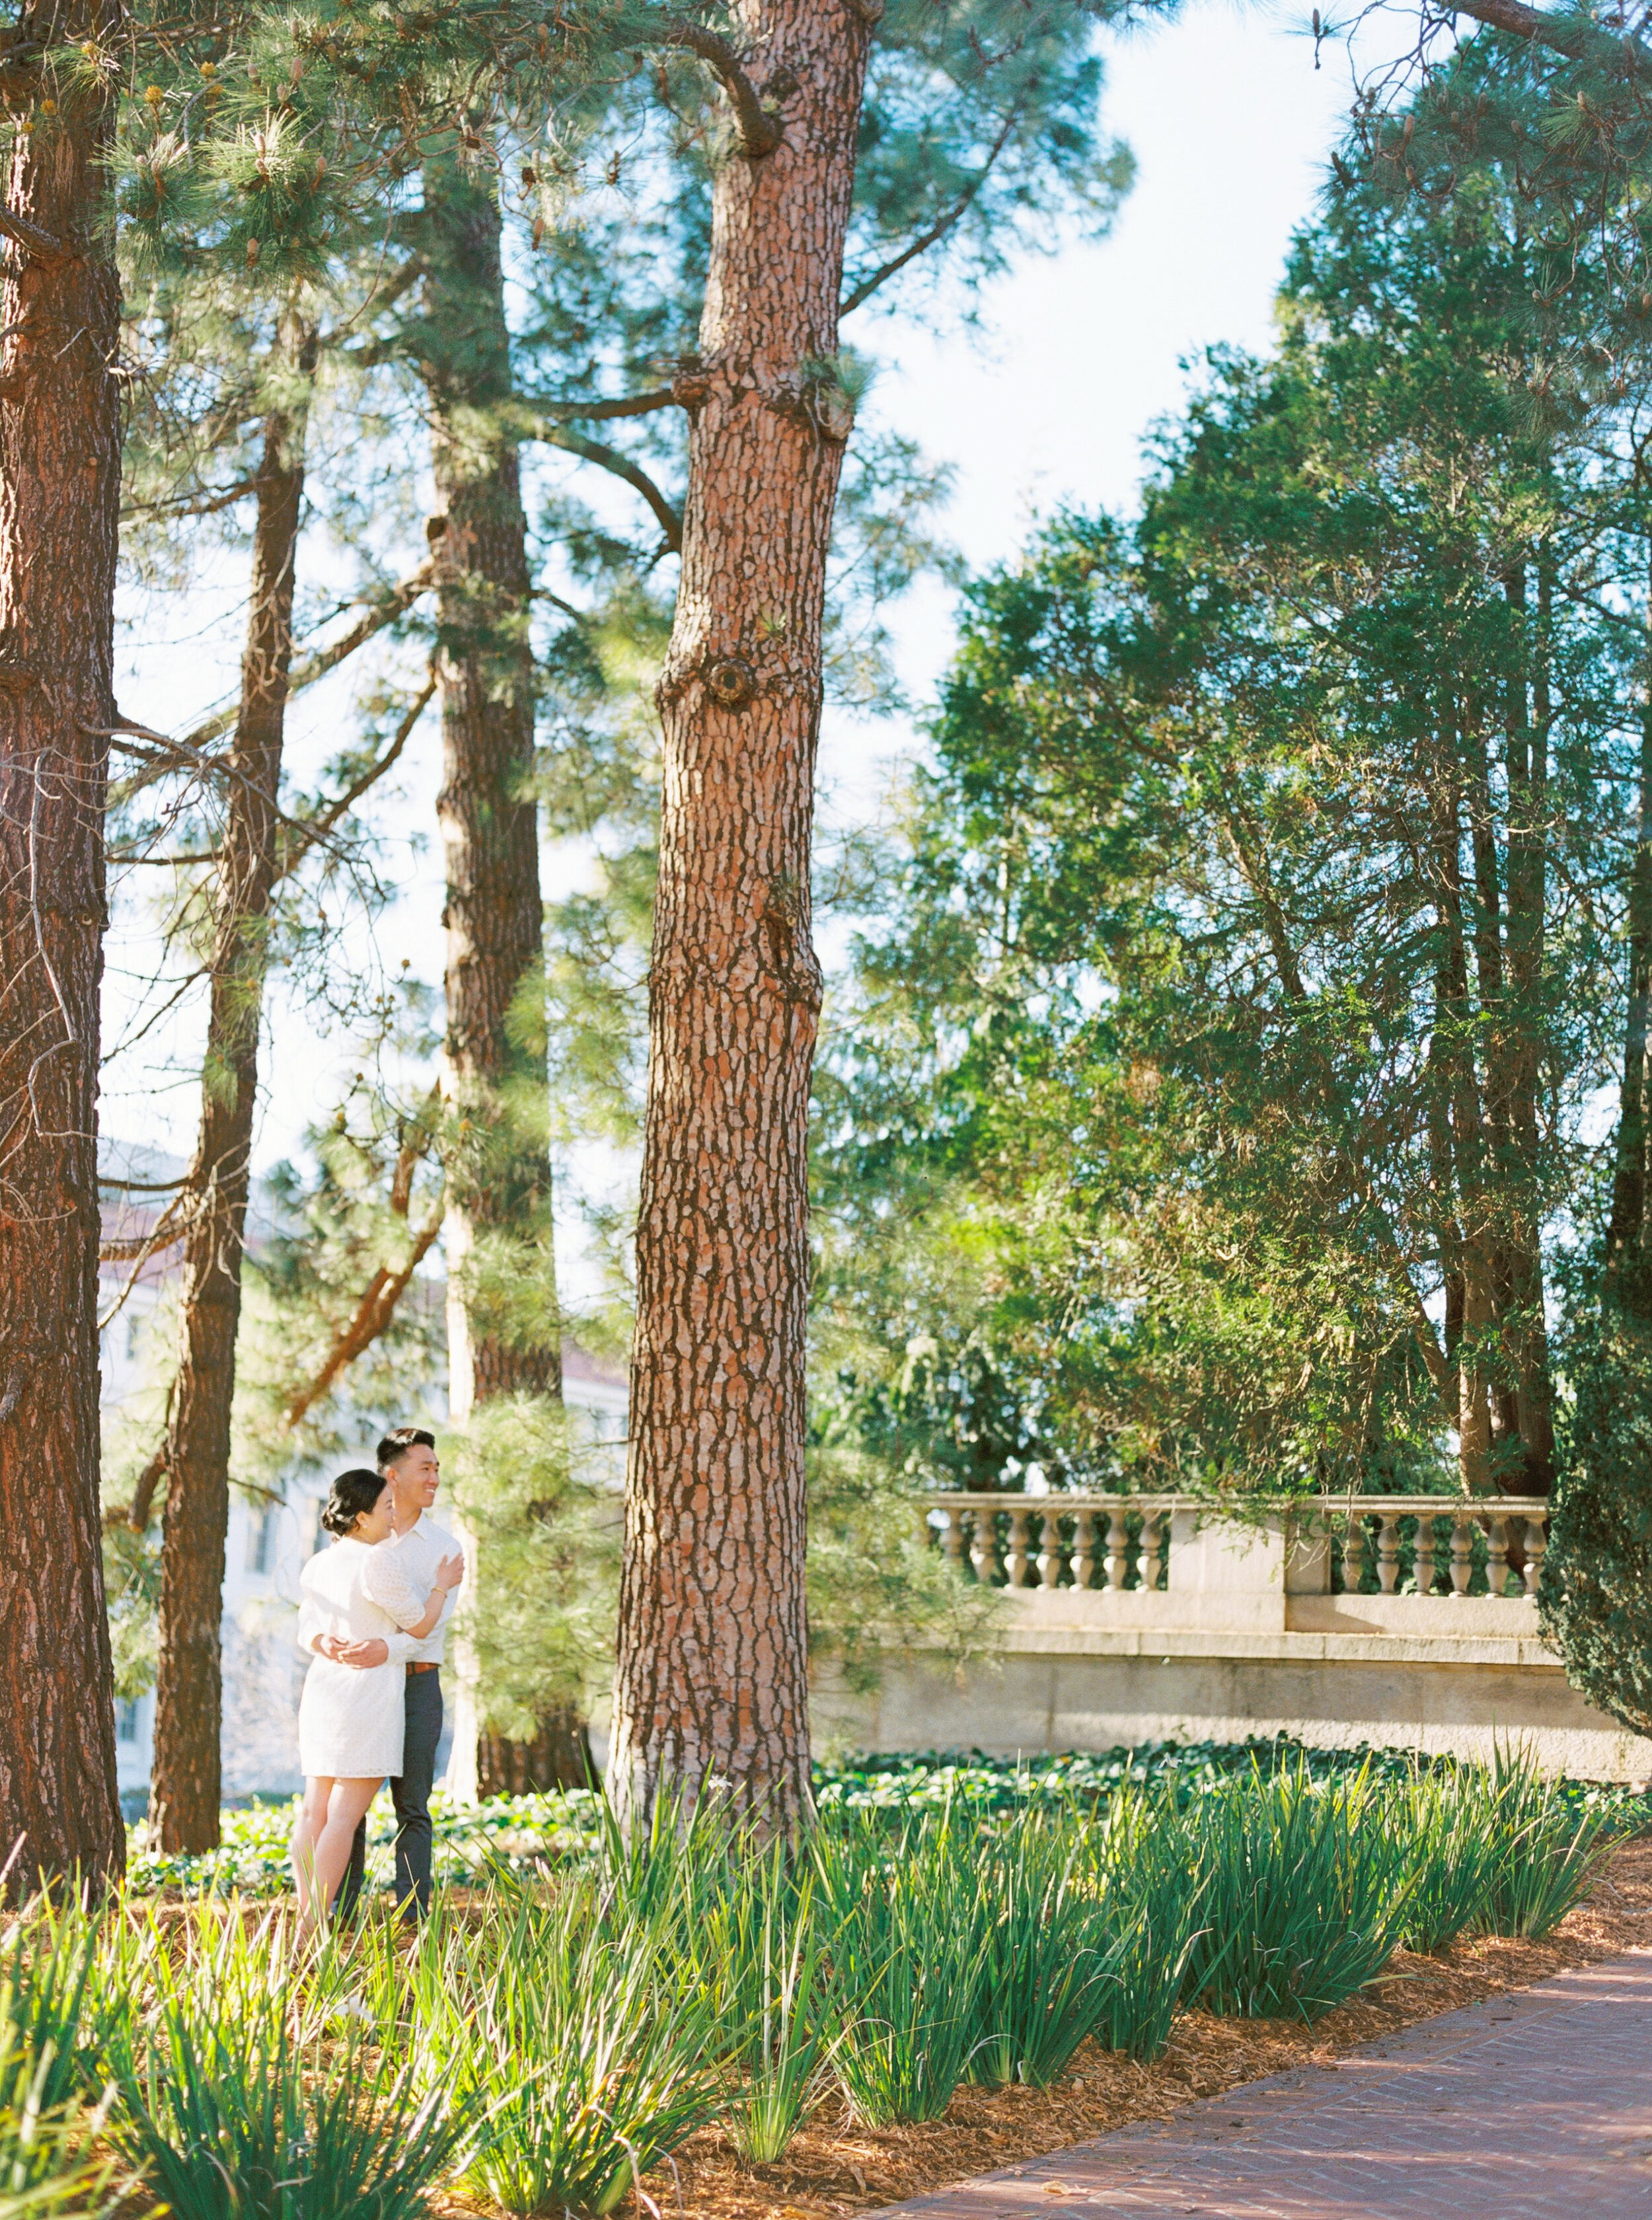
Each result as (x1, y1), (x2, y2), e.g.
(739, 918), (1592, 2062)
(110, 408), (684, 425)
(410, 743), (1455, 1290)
(767, 357), (858, 444)
(671, 355), (714, 411)
(761, 876), (823, 1012)
(704, 654), (757, 710)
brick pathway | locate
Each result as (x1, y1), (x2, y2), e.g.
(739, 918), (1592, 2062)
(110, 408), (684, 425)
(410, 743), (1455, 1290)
(872, 1950), (1652, 2219)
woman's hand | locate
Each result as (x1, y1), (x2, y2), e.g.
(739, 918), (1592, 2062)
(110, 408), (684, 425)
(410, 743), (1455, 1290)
(435, 1550), (465, 1592)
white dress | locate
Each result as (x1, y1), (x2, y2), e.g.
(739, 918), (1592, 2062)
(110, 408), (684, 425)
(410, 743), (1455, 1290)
(295, 1537), (416, 1779)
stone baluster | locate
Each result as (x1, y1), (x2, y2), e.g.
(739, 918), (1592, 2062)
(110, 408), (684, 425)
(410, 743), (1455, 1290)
(1449, 1517), (1475, 1596)
(1376, 1514), (1402, 1594)
(1070, 1508), (1098, 1590)
(1137, 1510), (1164, 1592)
(970, 1509), (998, 1587)
(1522, 1510), (1548, 1598)
(940, 1506), (967, 1574)
(1412, 1512), (1437, 1597)
(1037, 1510), (1065, 1589)
(1104, 1507), (1131, 1590)
(1005, 1507), (1032, 1588)
(1342, 1515), (1370, 1592)
(1484, 1514), (1510, 1598)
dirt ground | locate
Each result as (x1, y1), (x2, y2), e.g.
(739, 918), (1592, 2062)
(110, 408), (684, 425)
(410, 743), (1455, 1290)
(608, 1837), (1652, 2220)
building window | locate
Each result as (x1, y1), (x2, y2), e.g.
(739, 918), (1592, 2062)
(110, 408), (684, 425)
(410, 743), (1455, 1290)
(116, 1699), (140, 1744)
(126, 1312), (141, 1361)
(245, 1505), (277, 1576)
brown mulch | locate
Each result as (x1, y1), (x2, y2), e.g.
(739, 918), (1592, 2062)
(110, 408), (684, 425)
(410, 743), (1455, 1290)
(599, 1839), (1652, 2220)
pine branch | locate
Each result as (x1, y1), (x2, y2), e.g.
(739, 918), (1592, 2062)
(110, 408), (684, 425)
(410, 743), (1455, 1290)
(283, 1118), (445, 1431)
(109, 559), (439, 811)
(517, 387), (678, 422)
(841, 105), (1023, 316)
(1447, 0), (1652, 78)
(523, 418), (683, 550)
(661, 20), (784, 156)
(0, 198), (67, 266)
(188, 560), (436, 749)
(276, 670), (437, 882)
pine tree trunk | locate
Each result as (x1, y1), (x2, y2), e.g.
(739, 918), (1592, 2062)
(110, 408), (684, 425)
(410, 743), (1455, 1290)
(610, 1), (873, 1834)
(421, 155), (561, 1800)
(477, 1707), (591, 1794)
(1501, 555), (1556, 1485)
(1427, 733), (1495, 1493)
(1610, 546), (1652, 1291)
(0, 21), (126, 1893)
(150, 346), (313, 1852)
(424, 157), (559, 1417)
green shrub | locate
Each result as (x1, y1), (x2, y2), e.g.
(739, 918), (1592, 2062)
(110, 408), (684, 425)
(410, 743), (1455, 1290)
(1540, 1282), (1652, 1740)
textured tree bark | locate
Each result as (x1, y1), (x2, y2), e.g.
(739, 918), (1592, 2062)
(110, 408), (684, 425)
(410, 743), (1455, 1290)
(1501, 557), (1555, 1487)
(478, 1706), (592, 1794)
(420, 154), (562, 1799)
(610, 0), (872, 1835)
(0, 20), (126, 1892)
(424, 155), (560, 1419)
(149, 344), (313, 1852)
(1427, 739), (1495, 1493)
(1609, 550), (1652, 1284)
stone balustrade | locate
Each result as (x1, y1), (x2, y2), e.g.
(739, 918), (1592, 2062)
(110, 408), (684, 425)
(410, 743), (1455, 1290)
(924, 1493), (1552, 1607)
(811, 1487), (1652, 1779)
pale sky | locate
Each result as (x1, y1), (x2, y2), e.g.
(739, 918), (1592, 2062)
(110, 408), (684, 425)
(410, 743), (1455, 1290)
(101, 1), (1369, 1232)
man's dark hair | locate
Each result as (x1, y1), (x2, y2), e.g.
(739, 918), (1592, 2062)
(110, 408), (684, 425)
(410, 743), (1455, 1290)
(378, 1425), (436, 1475)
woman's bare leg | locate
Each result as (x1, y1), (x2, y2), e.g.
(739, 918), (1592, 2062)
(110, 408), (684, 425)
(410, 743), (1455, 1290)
(291, 1777), (334, 1931)
(297, 1777), (383, 1941)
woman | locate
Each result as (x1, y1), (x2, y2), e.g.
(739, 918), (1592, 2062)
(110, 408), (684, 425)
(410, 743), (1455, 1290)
(290, 1467), (463, 1938)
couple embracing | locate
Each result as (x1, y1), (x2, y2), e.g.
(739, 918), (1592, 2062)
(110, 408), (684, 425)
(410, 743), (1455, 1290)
(289, 1426), (465, 1939)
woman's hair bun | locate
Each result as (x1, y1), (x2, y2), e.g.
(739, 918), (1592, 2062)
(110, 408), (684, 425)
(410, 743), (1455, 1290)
(320, 1467), (387, 1537)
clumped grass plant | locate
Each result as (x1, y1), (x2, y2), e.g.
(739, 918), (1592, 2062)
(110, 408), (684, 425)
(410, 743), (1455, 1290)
(100, 1910), (468, 2220)
(699, 1849), (832, 2163)
(1179, 1764), (1417, 2020)
(410, 1880), (723, 2216)
(1473, 1750), (1621, 1938)
(961, 1808), (1130, 2087)
(813, 1812), (989, 2124)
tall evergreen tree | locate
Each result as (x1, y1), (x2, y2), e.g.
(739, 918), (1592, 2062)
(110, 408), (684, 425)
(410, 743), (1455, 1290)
(0, 0), (127, 1894)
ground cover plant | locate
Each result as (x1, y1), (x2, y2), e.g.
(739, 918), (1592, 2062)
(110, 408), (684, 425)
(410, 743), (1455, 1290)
(7, 1744), (1637, 2219)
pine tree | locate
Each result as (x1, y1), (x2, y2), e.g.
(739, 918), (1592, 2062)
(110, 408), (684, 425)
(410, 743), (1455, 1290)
(0, 0), (128, 1894)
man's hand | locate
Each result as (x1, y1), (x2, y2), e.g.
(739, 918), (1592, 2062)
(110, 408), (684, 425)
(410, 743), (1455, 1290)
(316, 1634), (391, 1668)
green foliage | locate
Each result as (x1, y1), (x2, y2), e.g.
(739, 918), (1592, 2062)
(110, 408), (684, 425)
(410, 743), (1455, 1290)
(102, 1943), (469, 2220)
(0, 1752), (1633, 2220)
(441, 1396), (620, 1738)
(1541, 1282), (1652, 1741)
(819, 131), (1647, 1500)
(959, 1808), (1132, 2087)
(805, 1440), (1002, 1693)
(1469, 1750), (1620, 1938)
(0, 1918), (115, 2214)
(692, 1849), (832, 2164)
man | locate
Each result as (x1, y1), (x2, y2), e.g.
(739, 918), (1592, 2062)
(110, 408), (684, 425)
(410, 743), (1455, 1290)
(332, 1425), (463, 1919)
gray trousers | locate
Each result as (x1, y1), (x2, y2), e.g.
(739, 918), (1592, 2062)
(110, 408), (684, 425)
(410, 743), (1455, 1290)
(334, 1666), (443, 1920)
